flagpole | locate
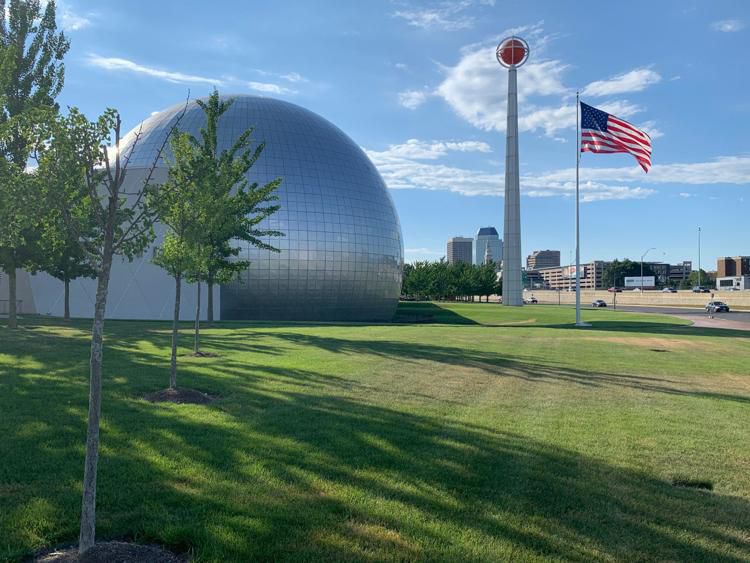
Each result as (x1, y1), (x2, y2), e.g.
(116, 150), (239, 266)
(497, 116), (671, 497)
(575, 91), (582, 326)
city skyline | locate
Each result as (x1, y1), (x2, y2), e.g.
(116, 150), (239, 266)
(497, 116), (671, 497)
(52, 1), (749, 267)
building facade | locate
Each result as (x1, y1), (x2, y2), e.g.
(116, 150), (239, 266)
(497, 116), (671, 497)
(14, 95), (404, 322)
(526, 250), (560, 270)
(668, 261), (693, 285)
(718, 256), (750, 278)
(447, 237), (473, 265)
(474, 227), (503, 267)
(717, 276), (750, 291)
(532, 261), (609, 290)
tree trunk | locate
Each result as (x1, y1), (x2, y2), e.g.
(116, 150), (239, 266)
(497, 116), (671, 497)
(170, 273), (181, 389)
(7, 262), (17, 329)
(64, 278), (70, 321)
(78, 247), (114, 554)
(194, 281), (201, 355)
(207, 277), (214, 325)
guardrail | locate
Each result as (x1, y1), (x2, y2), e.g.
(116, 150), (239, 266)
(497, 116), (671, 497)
(526, 290), (750, 310)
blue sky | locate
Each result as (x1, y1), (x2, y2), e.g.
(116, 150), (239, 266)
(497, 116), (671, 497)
(55, 0), (749, 270)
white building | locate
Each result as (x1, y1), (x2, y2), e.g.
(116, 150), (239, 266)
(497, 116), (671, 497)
(474, 227), (503, 268)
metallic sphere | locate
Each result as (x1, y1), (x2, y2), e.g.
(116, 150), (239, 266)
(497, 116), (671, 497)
(496, 37), (529, 68)
(120, 95), (404, 322)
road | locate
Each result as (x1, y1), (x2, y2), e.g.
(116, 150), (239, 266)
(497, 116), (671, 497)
(606, 305), (750, 325)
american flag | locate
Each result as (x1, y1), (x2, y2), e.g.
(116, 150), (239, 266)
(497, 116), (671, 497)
(580, 102), (652, 172)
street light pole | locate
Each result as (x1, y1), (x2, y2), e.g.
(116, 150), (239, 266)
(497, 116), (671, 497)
(641, 247), (656, 292)
(698, 226), (702, 288)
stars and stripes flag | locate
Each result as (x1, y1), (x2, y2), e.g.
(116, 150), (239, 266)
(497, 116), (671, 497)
(580, 102), (652, 172)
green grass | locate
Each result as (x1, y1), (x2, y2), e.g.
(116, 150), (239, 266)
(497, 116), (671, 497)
(2, 303), (750, 562)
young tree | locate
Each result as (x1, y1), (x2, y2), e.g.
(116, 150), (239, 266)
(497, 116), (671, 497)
(0, 0), (68, 328)
(149, 131), (205, 385)
(477, 263), (498, 302)
(186, 90), (283, 347)
(39, 212), (97, 320)
(44, 106), (180, 554)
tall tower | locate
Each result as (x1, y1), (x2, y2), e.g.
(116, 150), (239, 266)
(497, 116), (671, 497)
(496, 37), (529, 307)
(484, 240), (493, 265)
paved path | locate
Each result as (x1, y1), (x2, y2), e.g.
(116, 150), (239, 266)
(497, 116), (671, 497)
(599, 305), (750, 332)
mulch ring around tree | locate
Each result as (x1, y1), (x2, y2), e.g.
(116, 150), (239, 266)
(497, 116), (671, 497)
(143, 387), (217, 405)
(35, 541), (185, 562)
(181, 351), (220, 358)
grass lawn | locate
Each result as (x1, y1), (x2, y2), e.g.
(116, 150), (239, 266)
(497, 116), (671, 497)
(2, 303), (750, 562)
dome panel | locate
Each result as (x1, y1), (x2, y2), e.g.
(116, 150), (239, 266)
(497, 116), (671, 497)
(122, 95), (403, 322)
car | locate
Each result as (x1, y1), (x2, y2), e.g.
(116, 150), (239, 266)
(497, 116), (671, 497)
(706, 301), (730, 313)
(692, 286), (711, 293)
(662, 287), (677, 293)
(607, 287), (622, 293)
(523, 297), (538, 304)
(592, 299), (607, 308)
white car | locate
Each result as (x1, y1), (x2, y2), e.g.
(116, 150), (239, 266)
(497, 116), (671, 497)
(662, 287), (677, 293)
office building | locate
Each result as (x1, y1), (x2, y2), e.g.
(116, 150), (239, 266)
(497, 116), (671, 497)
(7, 95), (403, 321)
(447, 237), (473, 265)
(717, 256), (750, 278)
(531, 261), (609, 290)
(526, 250), (560, 270)
(474, 227), (503, 267)
(668, 261), (692, 284)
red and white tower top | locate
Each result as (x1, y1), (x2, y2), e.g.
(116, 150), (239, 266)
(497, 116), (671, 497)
(496, 37), (529, 68)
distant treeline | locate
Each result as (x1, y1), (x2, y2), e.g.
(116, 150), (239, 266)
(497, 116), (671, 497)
(402, 260), (501, 302)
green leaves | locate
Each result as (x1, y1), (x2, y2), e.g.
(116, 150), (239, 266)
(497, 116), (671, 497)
(402, 260), (500, 300)
(154, 88), (284, 286)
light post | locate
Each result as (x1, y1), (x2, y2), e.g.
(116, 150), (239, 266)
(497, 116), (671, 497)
(641, 247), (656, 292)
(698, 226), (702, 288)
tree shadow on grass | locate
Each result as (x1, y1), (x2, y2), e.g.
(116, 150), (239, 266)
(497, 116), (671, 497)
(393, 301), (480, 325)
(3, 318), (750, 561)
(249, 332), (750, 406)
(6, 379), (750, 561)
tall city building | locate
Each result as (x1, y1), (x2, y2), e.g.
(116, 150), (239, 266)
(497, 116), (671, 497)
(447, 237), (473, 265)
(526, 250), (560, 270)
(474, 227), (503, 267)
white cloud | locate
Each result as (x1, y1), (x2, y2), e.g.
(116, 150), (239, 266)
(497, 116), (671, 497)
(246, 81), (295, 95)
(281, 72), (307, 83)
(436, 46), (570, 134)
(60, 8), (90, 31)
(87, 54), (224, 86)
(39, 0), (92, 31)
(395, 63), (409, 71)
(711, 19), (745, 32)
(392, 0), (495, 31)
(679, 192), (693, 198)
(530, 156), (750, 187)
(398, 89), (430, 109)
(404, 247), (444, 261)
(367, 138), (654, 202)
(369, 138), (491, 161)
(368, 138), (750, 203)
(582, 68), (661, 97)
(429, 23), (662, 139)
(87, 54), (296, 95)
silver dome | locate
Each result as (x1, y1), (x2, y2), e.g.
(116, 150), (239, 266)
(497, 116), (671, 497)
(121, 95), (403, 321)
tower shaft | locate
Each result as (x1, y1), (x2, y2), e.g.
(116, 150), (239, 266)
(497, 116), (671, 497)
(503, 67), (523, 306)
